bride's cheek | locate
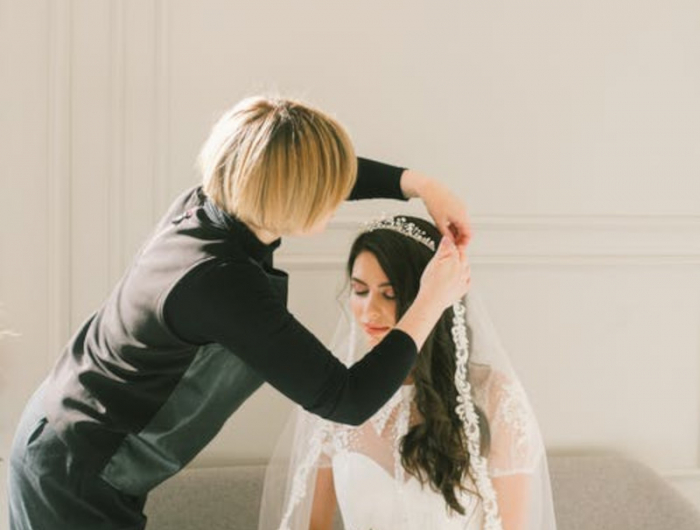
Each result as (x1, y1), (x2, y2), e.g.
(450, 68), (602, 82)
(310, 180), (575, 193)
(349, 297), (362, 322)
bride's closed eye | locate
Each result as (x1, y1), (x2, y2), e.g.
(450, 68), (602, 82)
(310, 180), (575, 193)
(352, 289), (396, 300)
(352, 290), (396, 301)
(350, 281), (396, 300)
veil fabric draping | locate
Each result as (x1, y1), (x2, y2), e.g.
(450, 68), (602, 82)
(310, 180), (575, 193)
(258, 288), (557, 530)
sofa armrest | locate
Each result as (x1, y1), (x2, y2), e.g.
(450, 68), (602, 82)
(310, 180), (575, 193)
(548, 454), (700, 530)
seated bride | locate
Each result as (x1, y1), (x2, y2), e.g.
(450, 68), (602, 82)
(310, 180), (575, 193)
(258, 215), (557, 530)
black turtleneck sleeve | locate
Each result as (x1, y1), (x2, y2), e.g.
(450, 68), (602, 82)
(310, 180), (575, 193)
(164, 258), (418, 426)
(349, 157), (408, 201)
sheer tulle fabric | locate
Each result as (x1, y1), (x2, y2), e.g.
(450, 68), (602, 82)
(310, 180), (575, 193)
(258, 291), (557, 530)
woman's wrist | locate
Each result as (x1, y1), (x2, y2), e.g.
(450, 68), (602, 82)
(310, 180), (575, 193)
(400, 169), (433, 199)
(413, 289), (447, 319)
(395, 291), (445, 351)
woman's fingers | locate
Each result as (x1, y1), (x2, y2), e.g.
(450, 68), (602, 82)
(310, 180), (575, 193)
(437, 236), (456, 259)
(444, 219), (471, 252)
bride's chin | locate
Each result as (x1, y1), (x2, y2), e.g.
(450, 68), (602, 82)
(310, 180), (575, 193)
(365, 333), (387, 348)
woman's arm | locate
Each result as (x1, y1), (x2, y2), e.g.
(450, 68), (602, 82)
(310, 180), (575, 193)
(484, 371), (541, 530)
(164, 228), (464, 425)
(164, 260), (419, 425)
(309, 467), (338, 530)
(347, 158), (407, 201)
(492, 474), (531, 530)
(400, 168), (471, 252)
(349, 158), (471, 252)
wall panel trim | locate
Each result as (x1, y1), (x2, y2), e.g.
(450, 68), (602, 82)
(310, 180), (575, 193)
(153, 0), (170, 220)
(47, 0), (73, 363)
(109, 0), (126, 281)
(277, 214), (700, 268)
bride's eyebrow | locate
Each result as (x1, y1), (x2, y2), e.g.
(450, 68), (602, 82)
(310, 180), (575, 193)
(350, 277), (393, 288)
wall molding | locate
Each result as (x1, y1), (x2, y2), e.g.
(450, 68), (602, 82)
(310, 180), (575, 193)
(47, 0), (73, 362)
(276, 213), (700, 269)
(277, 255), (700, 270)
(109, 0), (126, 281)
(153, 0), (171, 220)
(333, 211), (700, 227)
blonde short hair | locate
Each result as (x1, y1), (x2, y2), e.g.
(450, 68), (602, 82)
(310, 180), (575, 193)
(198, 96), (357, 234)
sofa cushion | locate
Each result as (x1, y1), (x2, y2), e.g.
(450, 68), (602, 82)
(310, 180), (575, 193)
(146, 465), (264, 530)
(144, 454), (700, 530)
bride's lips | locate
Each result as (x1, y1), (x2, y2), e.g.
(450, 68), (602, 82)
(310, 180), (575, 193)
(363, 324), (390, 336)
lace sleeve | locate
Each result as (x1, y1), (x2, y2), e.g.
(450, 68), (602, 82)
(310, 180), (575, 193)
(317, 421), (342, 468)
(484, 371), (544, 478)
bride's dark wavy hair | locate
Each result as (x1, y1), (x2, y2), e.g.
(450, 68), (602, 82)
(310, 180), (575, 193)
(346, 216), (490, 515)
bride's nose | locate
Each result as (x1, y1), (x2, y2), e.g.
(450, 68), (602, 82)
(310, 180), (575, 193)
(362, 292), (383, 320)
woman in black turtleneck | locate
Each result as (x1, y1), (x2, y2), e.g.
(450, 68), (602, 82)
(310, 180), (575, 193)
(8, 96), (471, 530)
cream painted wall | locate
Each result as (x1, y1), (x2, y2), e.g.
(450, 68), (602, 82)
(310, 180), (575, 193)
(1, 0), (700, 523)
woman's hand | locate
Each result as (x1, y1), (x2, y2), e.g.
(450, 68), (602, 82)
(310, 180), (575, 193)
(418, 236), (471, 311)
(394, 237), (471, 350)
(400, 169), (471, 253)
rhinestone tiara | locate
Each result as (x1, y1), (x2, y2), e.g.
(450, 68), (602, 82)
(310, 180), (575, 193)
(363, 215), (436, 251)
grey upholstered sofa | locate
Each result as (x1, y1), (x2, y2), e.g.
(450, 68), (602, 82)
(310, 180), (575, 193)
(144, 454), (700, 530)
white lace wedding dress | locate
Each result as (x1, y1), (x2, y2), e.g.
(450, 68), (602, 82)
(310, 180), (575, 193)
(324, 365), (543, 530)
(329, 385), (482, 530)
